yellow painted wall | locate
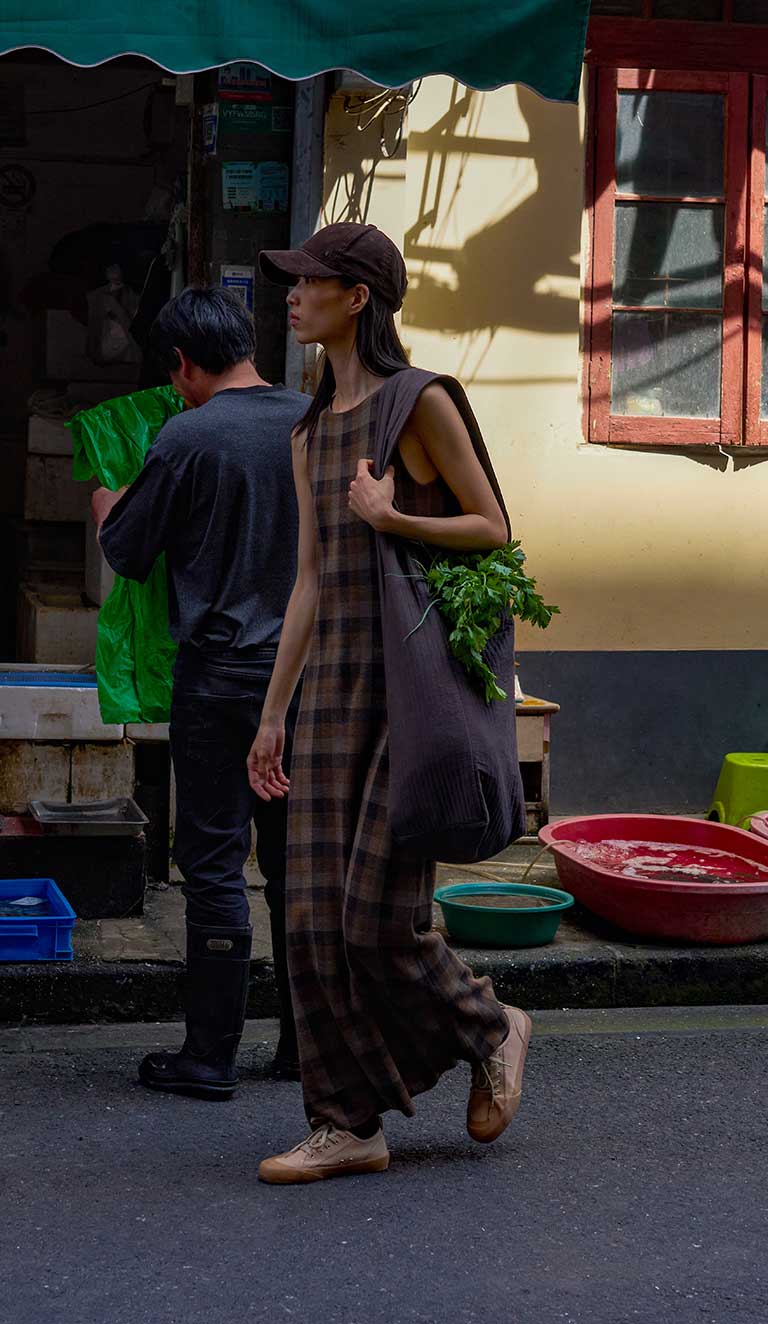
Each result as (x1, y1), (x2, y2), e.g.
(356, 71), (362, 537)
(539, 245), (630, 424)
(323, 79), (768, 652)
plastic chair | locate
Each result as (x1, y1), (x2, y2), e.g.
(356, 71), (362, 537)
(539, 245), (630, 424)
(708, 753), (768, 830)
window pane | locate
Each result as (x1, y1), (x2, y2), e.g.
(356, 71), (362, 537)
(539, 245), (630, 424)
(734, 0), (768, 21)
(654, 0), (722, 17)
(616, 92), (725, 197)
(590, 0), (642, 12)
(615, 202), (723, 308)
(763, 206), (768, 312)
(612, 312), (722, 418)
(761, 321), (768, 418)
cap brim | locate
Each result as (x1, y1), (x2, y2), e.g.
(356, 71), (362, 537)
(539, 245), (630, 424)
(259, 249), (342, 286)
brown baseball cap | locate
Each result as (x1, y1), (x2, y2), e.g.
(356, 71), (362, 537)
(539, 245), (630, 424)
(260, 222), (407, 312)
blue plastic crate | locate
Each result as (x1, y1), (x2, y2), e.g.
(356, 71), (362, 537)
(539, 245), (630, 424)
(0, 671), (97, 687)
(0, 879), (76, 962)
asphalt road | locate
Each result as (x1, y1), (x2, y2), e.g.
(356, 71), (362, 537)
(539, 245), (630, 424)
(2, 1008), (767, 1324)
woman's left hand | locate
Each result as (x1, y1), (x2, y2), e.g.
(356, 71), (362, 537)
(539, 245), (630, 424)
(348, 458), (395, 531)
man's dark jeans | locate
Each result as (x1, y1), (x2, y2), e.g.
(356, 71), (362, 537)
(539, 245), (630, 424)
(170, 645), (298, 930)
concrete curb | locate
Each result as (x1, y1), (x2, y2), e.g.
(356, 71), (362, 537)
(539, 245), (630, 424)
(3, 935), (768, 1024)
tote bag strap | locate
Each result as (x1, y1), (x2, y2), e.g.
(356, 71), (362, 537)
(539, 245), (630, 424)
(372, 368), (511, 540)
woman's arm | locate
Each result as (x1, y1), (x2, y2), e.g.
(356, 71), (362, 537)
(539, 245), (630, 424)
(247, 431), (319, 801)
(348, 383), (508, 552)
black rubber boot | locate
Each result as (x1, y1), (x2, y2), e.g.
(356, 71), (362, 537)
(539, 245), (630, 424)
(264, 878), (301, 1082)
(139, 922), (252, 1100)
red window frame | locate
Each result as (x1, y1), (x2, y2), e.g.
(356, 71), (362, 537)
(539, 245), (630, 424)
(746, 74), (768, 446)
(585, 67), (748, 448)
(583, 13), (768, 448)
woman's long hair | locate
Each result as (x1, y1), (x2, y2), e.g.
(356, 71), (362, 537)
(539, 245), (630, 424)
(300, 280), (410, 442)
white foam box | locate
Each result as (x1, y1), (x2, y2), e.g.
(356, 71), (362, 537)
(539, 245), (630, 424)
(0, 741), (71, 813)
(126, 723), (170, 742)
(27, 415), (73, 456)
(0, 683), (123, 741)
(24, 454), (92, 522)
(85, 517), (115, 606)
(16, 585), (98, 665)
(46, 311), (140, 384)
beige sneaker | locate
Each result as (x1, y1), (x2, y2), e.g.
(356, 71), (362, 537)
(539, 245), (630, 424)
(258, 1123), (390, 1185)
(467, 1006), (532, 1144)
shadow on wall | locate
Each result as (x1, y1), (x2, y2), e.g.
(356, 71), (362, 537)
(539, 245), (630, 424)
(403, 85), (583, 339)
(322, 92), (409, 226)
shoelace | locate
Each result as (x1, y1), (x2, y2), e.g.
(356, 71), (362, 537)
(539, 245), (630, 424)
(293, 1123), (343, 1157)
(471, 1052), (504, 1101)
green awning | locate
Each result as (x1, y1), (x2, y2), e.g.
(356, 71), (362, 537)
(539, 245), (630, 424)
(0, 0), (589, 101)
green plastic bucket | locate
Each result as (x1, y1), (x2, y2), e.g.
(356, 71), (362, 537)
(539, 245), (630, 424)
(434, 881), (574, 948)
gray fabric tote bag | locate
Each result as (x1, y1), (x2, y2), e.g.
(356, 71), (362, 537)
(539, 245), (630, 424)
(373, 368), (526, 863)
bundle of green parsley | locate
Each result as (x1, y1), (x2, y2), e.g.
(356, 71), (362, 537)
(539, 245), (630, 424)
(415, 541), (559, 703)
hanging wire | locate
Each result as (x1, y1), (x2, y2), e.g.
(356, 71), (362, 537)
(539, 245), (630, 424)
(28, 80), (163, 116)
(342, 79), (422, 160)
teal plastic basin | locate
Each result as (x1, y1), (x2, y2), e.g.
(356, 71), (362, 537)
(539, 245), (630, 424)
(434, 881), (574, 948)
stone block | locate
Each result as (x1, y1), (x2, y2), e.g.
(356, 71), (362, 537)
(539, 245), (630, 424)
(0, 741), (70, 813)
(71, 740), (135, 801)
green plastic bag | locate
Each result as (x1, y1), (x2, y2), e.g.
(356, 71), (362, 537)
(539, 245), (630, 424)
(68, 385), (185, 725)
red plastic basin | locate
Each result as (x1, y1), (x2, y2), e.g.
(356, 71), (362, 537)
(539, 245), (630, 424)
(538, 814), (768, 945)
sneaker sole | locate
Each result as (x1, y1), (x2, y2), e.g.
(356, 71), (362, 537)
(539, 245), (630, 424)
(467, 1008), (532, 1144)
(138, 1073), (237, 1101)
(258, 1155), (390, 1185)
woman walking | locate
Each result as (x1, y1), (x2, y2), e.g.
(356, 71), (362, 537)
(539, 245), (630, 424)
(248, 222), (530, 1183)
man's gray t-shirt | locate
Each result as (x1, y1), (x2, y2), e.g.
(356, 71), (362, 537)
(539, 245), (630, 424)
(100, 384), (306, 653)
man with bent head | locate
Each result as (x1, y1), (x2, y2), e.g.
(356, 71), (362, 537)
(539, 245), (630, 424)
(91, 287), (306, 1095)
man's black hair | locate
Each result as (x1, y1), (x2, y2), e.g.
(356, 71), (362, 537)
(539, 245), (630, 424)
(149, 286), (257, 376)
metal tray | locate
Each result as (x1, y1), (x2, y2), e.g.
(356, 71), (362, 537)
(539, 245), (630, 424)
(29, 798), (148, 837)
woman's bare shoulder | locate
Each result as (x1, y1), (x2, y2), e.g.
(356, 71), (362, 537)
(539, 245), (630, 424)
(410, 380), (464, 435)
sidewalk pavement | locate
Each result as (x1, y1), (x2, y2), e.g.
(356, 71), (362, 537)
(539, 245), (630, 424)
(2, 843), (768, 1024)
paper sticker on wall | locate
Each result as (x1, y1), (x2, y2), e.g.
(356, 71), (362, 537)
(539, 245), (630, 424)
(222, 161), (259, 211)
(221, 161), (289, 212)
(220, 265), (255, 311)
(221, 103), (270, 137)
(203, 103), (219, 156)
(218, 64), (272, 103)
(257, 162), (289, 212)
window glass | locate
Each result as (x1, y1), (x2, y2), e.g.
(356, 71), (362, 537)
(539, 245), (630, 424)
(616, 92), (725, 196)
(761, 322), (768, 417)
(762, 99), (768, 416)
(612, 313), (722, 417)
(614, 203), (724, 308)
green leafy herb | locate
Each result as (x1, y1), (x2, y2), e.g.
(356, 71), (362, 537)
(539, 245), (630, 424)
(414, 541), (559, 704)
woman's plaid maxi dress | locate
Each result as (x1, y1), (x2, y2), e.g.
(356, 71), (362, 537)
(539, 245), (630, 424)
(285, 390), (508, 1130)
